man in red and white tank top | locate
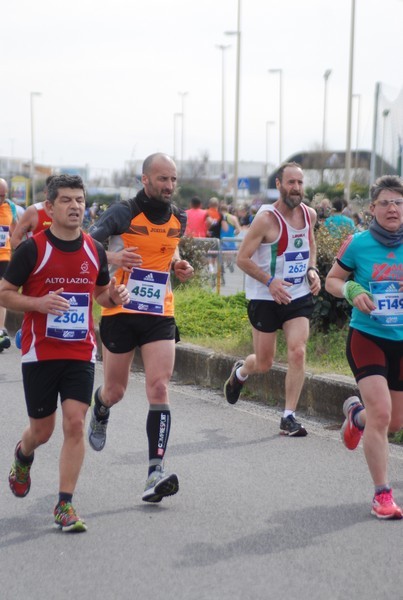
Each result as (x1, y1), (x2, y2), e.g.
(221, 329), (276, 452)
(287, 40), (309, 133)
(10, 200), (53, 248)
(223, 162), (321, 437)
(11, 175), (54, 249)
(0, 174), (129, 532)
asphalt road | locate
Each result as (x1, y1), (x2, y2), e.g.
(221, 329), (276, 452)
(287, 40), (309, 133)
(1, 342), (403, 600)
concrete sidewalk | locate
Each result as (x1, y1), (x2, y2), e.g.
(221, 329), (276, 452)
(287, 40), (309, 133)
(6, 310), (357, 422)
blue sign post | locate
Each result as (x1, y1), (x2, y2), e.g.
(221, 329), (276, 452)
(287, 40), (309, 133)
(237, 177), (250, 190)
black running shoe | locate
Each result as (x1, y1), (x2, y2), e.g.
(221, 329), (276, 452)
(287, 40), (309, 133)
(223, 360), (245, 404)
(280, 415), (308, 437)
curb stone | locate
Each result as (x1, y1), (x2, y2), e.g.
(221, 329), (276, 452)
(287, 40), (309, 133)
(133, 341), (357, 421)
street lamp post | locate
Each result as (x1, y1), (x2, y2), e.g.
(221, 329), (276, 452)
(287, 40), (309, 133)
(381, 108), (390, 174)
(370, 82), (381, 184)
(225, 0), (241, 206)
(322, 70), (332, 152)
(265, 120), (275, 182)
(344, 0), (356, 203)
(178, 91), (188, 178)
(268, 69), (283, 164)
(353, 93), (361, 172)
(321, 69), (332, 183)
(216, 44), (231, 181)
(30, 91), (41, 205)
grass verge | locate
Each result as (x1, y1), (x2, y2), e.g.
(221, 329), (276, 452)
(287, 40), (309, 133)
(174, 284), (351, 376)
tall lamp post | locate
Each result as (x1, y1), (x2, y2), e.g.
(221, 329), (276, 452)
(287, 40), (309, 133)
(265, 120), (275, 184)
(268, 69), (283, 164)
(381, 108), (390, 174)
(370, 82), (381, 184)
(345, 0), (356, 203)
(322, 69), (332, 152)
(321, 69), (332, 183)
(225, 0), (241, 206)
(353, 93), (361, 172)
(178, 91), (188, 178)
(30, 91), (41, 205)
(216, 44), (231, 180)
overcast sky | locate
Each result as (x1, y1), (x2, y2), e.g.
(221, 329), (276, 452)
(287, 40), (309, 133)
(2, 0), (403, 175)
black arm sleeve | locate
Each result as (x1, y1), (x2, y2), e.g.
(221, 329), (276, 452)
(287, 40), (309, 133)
(94, 240), (111, 286)
(175, 206), (187, 238)
(89, 202), (133, 243)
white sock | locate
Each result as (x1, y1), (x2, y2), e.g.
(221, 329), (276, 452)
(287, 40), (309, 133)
(236, 367), (248, 382)
(283, 410), (294, 419)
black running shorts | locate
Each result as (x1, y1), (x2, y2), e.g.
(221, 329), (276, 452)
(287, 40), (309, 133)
(0, 261), (9, 278)
(22, 360), (95, 419)
(100, 313), (178, 354)
(247, 293), (314, 333)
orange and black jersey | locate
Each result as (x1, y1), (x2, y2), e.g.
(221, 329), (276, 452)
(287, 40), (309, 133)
(89, 189), (187, 317)
(89, 190), (187, 244)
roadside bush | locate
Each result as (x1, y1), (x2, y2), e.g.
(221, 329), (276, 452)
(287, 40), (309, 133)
(172, 236), (219, 289)
(305, 182), (369, 202)
(178, 236), (211, 272)
(312, 225), (353, 332)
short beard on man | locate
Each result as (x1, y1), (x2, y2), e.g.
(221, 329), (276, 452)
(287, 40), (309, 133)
(282, 190), (303, 210)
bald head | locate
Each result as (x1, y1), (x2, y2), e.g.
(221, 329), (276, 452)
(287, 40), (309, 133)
(0, 178), (8, 205)
(141, 153), (177, 204)
(142, 153), (176, 176)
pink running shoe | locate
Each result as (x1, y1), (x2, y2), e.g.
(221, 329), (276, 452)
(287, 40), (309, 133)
(340, 396), (364, 450)
(371, 489), (403, 520)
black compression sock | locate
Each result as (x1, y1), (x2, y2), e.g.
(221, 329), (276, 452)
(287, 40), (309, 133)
(94, 386), (110, 419)
(16, 445), (34, 464)
(146, 405), (171, 476)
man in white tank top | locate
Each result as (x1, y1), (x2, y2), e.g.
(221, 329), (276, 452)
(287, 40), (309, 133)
(224, 162), (321, 436)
